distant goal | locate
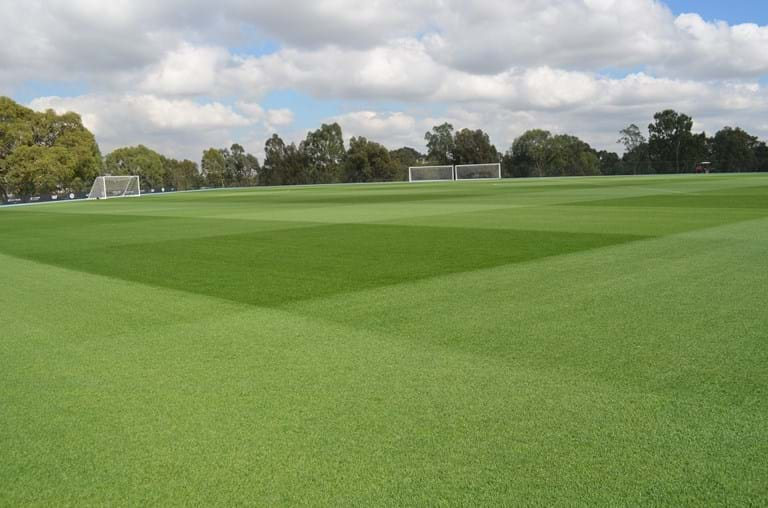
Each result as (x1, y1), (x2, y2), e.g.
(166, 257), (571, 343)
(455, 163), (501, 181)
(408, 165), (454, 182)
(88, 176), (141, 199)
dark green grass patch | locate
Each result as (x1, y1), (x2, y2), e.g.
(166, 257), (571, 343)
(4, 223), (645, 306)
(0, 211), (319, 257)
(383, 204), (767, 236)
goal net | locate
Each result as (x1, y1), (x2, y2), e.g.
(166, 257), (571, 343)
(408, 165), (454, 182)
(88, 176), (141, 199)
(455, 163), (501, 180)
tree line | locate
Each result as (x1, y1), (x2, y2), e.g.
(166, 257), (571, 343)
(2, 95), (768, 200)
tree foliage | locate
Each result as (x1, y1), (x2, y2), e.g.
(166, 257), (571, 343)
(452, 128), (499, 166)
(648, 110), (706, 173)
(424, 123), (498, 167)
(711, 127), (760, 172)
(390, 146), (424, 181)
(163, 157), (200, 190)
(344, 137), (400, 182)
(300, 123), (345, 184)
(201, 144), (259, 188)
(261, 134), (307, 186)
(505, 130), (601, 178)
(617, 124), (650, 175)
(0, 97), (101, 199)
(201, 148), (226, 187)
(424, 123), (455, 164)
(105, 145), (165, 191)
(508, 129), (549, 177)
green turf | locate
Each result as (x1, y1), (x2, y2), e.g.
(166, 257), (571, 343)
(2, 174), (767, 505)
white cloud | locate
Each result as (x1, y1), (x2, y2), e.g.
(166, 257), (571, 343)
(140, 44), (230, 96)
(232, 0), (435, 48)
(332, 111), (418, 147)
(130, 96), (251, 130)
(266, 109), (295, 126)
(29, 94), (255, 159)
(424, 0), (679, 74)
(235, 101), (265, 121)
(4, 0), (768, 164)
(662, 14), (768, 78)
(4, 0), (768, 88)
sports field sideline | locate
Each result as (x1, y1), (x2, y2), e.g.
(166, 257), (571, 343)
(1, 174), (767, 504)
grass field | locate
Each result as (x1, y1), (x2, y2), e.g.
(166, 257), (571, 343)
(2, 174), (767, 505)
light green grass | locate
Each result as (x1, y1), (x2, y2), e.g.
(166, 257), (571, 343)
(1, 175), (767, 505)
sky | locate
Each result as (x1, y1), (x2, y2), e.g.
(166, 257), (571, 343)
(2, 0), (768, 162)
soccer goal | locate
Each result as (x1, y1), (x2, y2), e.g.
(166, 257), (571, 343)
(408, 165), (455, 182)
(454, 163), (501, 181)
(88, 176), (141, 199)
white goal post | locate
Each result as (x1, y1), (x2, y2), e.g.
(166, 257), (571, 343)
(88, 176), (141, 199)
(454, 163), (501, 181)
(408, 165), (455, 182)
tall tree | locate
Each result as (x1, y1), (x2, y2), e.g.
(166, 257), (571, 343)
(0, 97), (37, 198)
(163, 157), (200, 190)
(262, 134), (306, 185)
(756, 142), (768, 172)
(547, 134), (600, 176)
(618, 124), (646, 153)
(300, 123), (345, 184)
(105, 145), (164, 190)
(617, 123), (648, 174)
(390, 147), (423, 181)
(508, 129), (553, 177)
(344, 137), (400, 182)
(648, 110), (696, 173)
(597, 150), (623, 175)
(424, 123), (455, 164)
(201, 148), (227, 187)
(244, 153), (261, 185)
(226, 143), (260, 186)
(1, 99), (101, 199)
(452, 128), (499, 165)
(261, 134), (286, 186)
(711, 127), (759, 172)
(506, 130), (601, 177)
(201, 144), (259, 187)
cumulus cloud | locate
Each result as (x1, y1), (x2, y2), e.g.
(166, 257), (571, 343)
(232, 0), (435, 48)
(425, 0), (678, 74)
(332, 111), (418, 147)
(663, 14), (768, 78)
(235, 101), (266, 121)
(266, 109), (295, 127)
(29, 94), (256, 158)
(4, 0), (768, 163)
(140, 44), (230, 96)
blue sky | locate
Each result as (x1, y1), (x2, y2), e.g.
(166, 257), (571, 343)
(3, 0), (767, 160)
(667, 0), (768, 24)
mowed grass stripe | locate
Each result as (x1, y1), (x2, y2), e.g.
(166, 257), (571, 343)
(567, 183), (768, 209)
(2, 254), (765, 506)
(2, 222), (647, 307)
(381, 203), (768, 236)
(0, 211), (324, 256)
(285, 216), (768, 404)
